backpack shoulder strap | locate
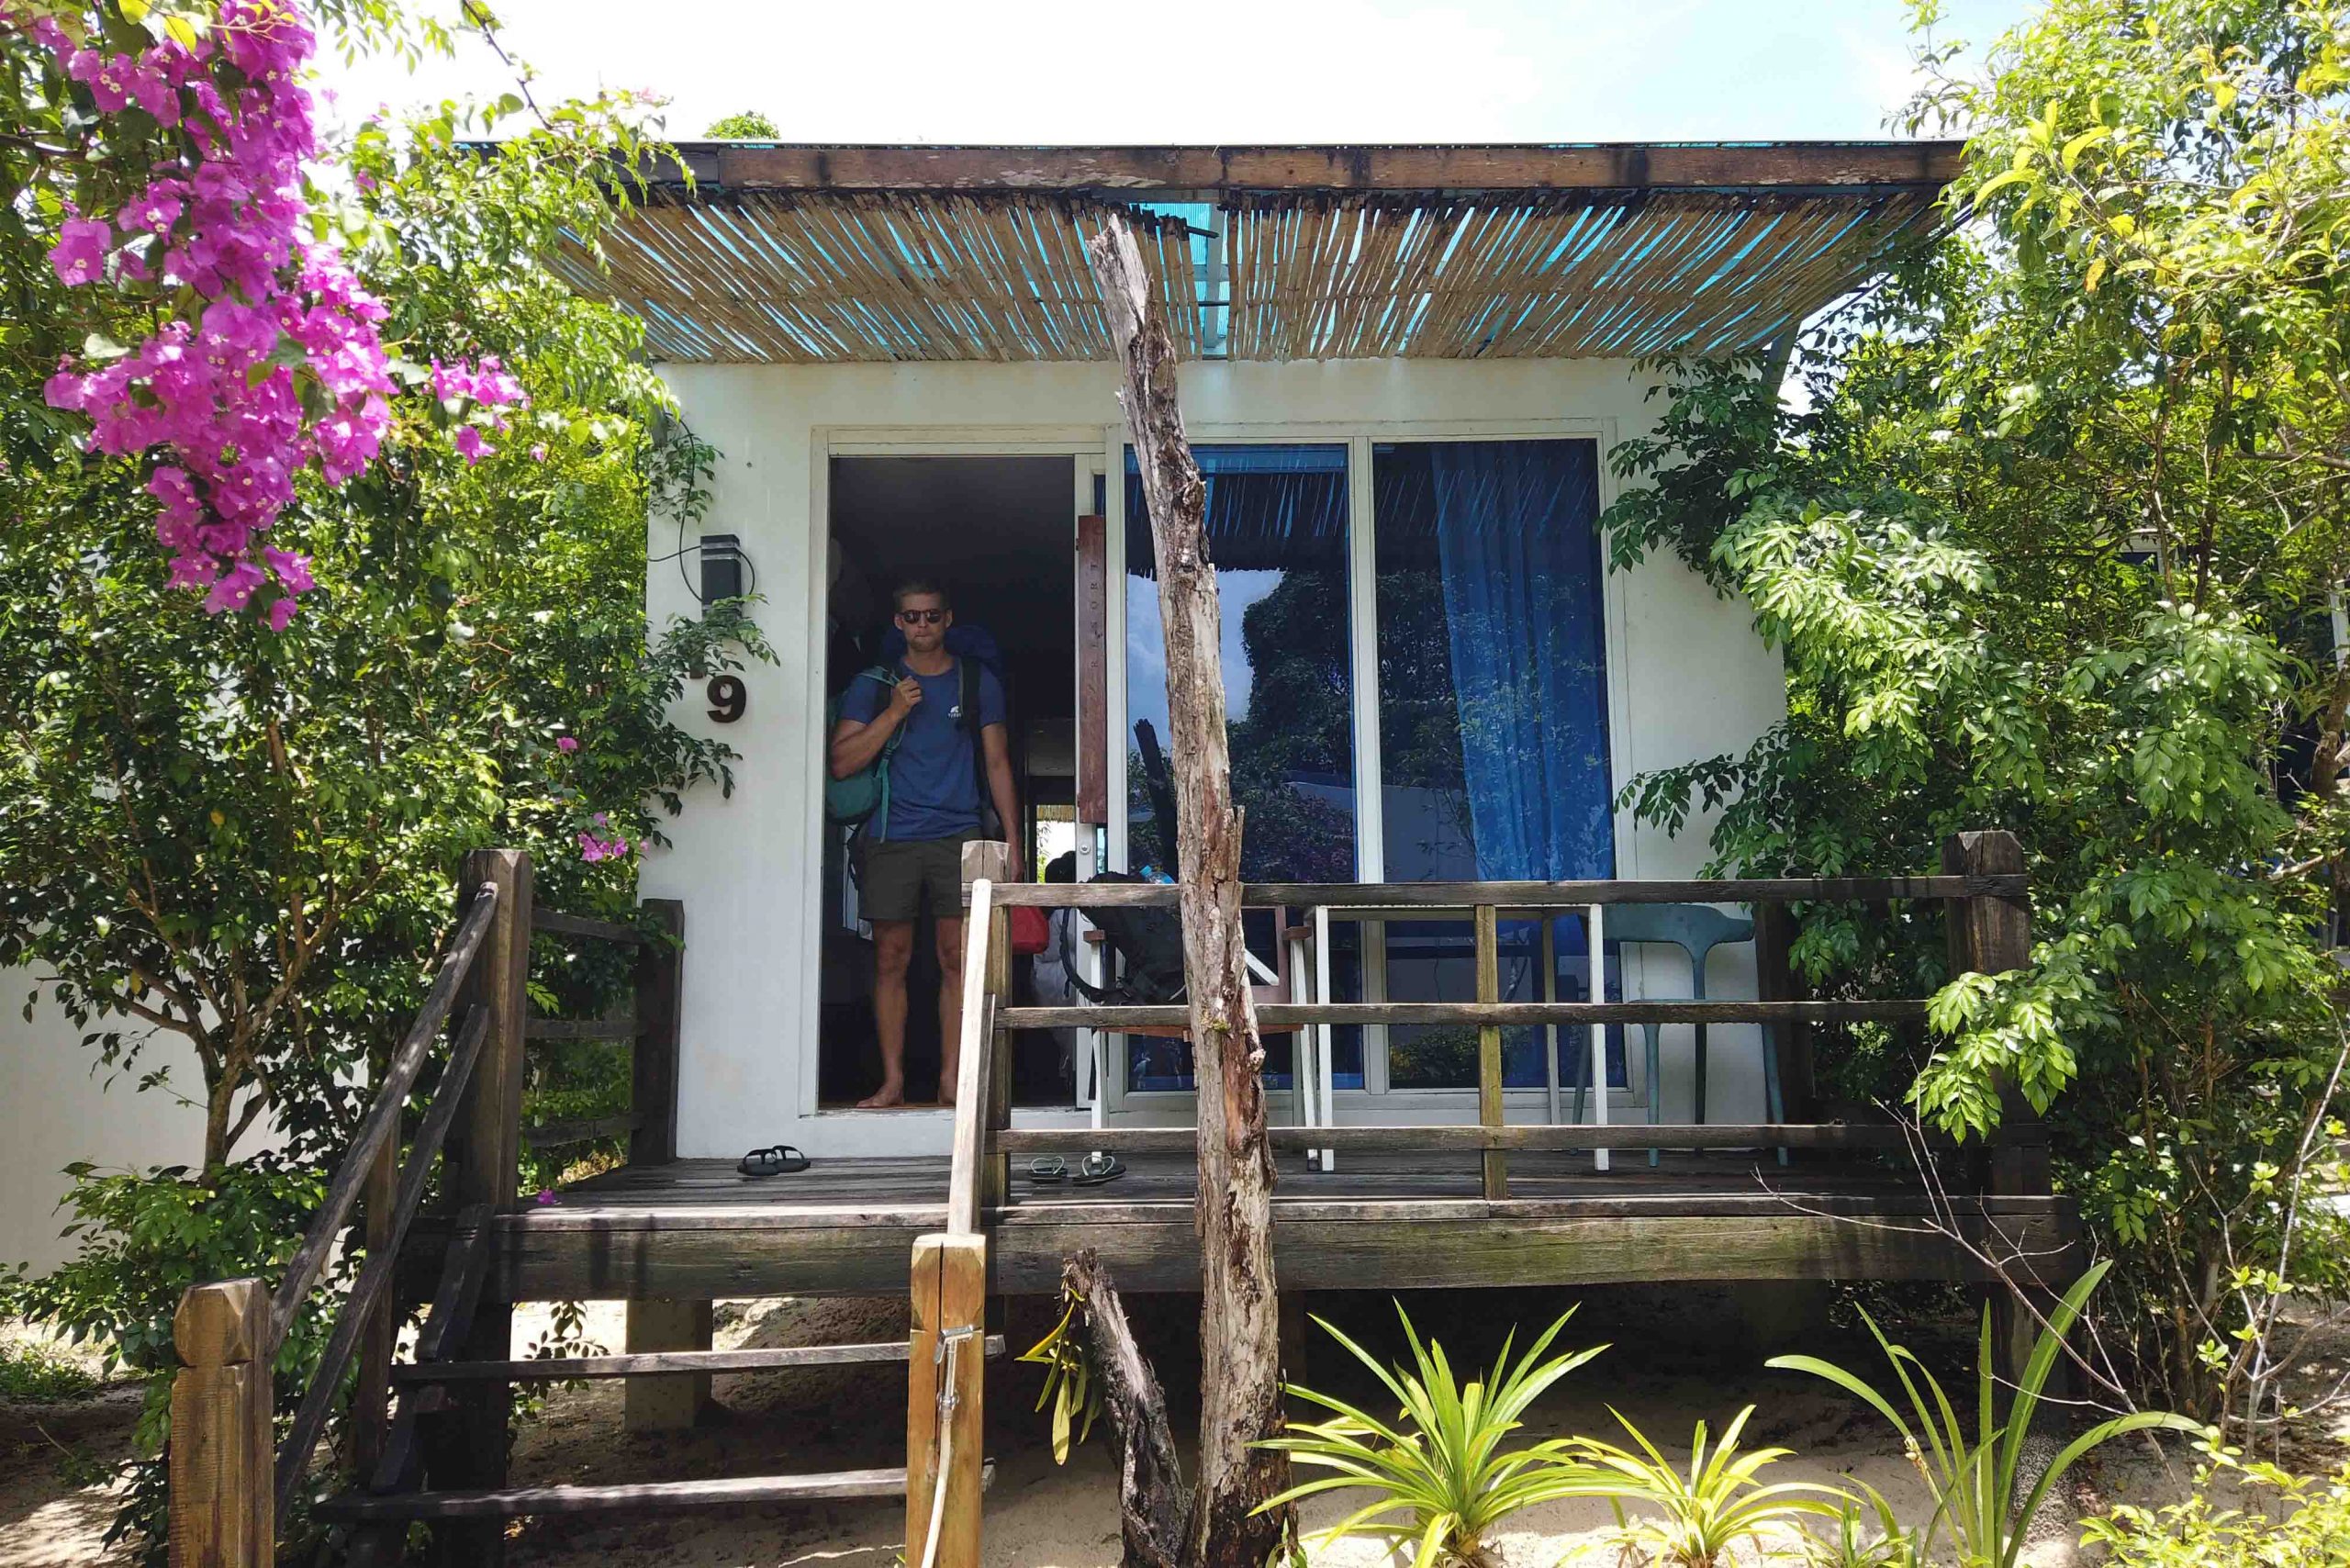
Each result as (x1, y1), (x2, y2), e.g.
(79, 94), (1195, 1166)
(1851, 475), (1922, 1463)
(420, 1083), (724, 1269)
(1056, 910), (1113, 1002)
(959, 656), (982, 733)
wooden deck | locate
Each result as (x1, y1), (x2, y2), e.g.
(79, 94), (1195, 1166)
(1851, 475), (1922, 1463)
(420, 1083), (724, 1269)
(443, 1150), (2079, 1303)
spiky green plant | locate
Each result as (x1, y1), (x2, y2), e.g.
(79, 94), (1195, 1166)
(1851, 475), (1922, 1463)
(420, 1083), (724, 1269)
(1768, 1264), (2202, 1568)
(1253, 1305), (1608, 1568)
(1575, 1405), (1852, 1566)
(1799, 1484), (1919, 1568)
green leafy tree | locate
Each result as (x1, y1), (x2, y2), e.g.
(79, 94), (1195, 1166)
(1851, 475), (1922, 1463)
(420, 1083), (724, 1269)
(1607, 0), (2350, 1425)
(0, 24), (767, 1552)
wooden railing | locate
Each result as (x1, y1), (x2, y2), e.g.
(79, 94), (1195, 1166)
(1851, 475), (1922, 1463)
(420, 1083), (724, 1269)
(520, 900), (684, 1165)
(168, 850), (684, 1566)
(170, 850), (528, 1566)
(903, 831), (2042, 1566)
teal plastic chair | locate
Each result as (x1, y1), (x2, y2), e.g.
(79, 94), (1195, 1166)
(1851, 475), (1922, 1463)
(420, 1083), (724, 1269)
(1582, 904), (1785, 1167)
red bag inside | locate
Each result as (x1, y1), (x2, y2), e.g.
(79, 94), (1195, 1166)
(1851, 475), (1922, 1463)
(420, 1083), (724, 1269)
(1009, 904), (1050, 957)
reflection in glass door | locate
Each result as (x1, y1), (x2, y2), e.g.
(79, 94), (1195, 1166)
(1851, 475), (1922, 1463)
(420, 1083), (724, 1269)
(1123, 444), (1363, 1092)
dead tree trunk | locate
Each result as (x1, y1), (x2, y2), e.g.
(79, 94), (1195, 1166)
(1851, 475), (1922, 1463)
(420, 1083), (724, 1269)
(1088, 215), (1292, 1568)
(1065, 1252), (1187, 1568)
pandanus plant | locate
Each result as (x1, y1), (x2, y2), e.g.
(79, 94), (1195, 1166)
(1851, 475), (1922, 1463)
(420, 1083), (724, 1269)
(1574, 1405), (1855, 1566)
(1768, 1263), (2202, 1568)
(1255, 1305), (1607, 1568)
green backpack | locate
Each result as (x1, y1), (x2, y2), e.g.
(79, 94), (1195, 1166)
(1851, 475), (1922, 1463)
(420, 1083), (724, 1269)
(824, 666), (903, 833)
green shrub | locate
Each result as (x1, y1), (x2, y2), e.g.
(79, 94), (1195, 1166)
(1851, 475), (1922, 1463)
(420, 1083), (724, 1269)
(2081, 1459), (2350, 1565)
(1256, 1305), (1607, 1568)
(0, 1339), (101, 1403)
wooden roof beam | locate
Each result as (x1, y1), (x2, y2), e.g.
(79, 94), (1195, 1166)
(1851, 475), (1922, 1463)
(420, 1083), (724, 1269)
(678, 141), (1965, 196)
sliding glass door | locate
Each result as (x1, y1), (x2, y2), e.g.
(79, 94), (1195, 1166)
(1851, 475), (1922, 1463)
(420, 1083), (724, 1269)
(1112, 433), (1617, 1105)
(1371, 439), (1624, 1092)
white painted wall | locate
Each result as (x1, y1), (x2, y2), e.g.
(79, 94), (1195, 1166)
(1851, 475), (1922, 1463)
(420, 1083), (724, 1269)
(0, 979), (218, 1273)
(645, 358), (1785, 1159)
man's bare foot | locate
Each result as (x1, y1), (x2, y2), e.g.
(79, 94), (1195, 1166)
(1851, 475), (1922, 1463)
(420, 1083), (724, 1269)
(856, 1082), (906, 1108)
(937, 1086), (957, 1108)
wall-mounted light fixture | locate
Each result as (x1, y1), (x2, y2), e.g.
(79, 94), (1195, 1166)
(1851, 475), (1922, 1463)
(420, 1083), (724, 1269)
(699, 532), (747, 607)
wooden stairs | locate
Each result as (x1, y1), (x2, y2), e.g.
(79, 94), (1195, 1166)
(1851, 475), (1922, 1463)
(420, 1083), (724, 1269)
(319, 1333), (1003, 1538)
(314, 1204), (1001, 1549)
(162, 857), (1002, 1568)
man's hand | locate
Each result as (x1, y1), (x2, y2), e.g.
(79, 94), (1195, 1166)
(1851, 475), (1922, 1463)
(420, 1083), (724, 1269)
(889, 676), (924, 717)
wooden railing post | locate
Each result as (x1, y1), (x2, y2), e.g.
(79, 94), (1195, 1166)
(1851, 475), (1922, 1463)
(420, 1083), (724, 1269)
(1942, 829), (2050, 1383)
(1474, 904), (1505, 1199)
(964, 840), (1015, 1212)
(631, 898), (685, 1166)
(169, 1279), (273, 1568)
(905, 1233), (987, 1568)
(424, 848), (531, 1565)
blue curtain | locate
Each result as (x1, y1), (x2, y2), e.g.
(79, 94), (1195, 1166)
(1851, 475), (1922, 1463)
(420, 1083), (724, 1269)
(1427, 441), (1621, 1087)
(1427, 441), (1615, 884)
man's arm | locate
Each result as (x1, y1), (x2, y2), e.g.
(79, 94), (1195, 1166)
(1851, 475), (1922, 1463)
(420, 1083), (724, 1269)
(981, 722), (1022, 870)
(829, 676), (922, 778)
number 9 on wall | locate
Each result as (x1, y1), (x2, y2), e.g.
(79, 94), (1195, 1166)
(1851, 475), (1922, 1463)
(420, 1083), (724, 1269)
(706, 674), (746, 723)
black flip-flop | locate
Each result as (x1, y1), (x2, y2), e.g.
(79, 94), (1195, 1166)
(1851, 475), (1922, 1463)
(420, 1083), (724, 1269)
(1029, 1156), (1069, 1183)
(738, 1145), (811, 1178)
(1071, 1152), (1125, 1187)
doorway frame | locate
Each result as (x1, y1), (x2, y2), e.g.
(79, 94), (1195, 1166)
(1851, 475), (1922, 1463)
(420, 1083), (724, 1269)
(805, 428), (1111, 1128)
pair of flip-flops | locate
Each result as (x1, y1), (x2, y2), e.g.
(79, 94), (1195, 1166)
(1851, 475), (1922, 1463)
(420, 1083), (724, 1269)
(738, 1145), (811, 1178)
(1028, 1152), (1125, 1186)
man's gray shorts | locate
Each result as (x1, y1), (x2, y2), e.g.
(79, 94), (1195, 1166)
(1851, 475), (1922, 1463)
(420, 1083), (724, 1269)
(856, 831), (979, 922)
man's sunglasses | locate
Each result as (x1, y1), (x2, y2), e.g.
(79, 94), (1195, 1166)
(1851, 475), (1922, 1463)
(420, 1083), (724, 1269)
(897, 609), (948, 625)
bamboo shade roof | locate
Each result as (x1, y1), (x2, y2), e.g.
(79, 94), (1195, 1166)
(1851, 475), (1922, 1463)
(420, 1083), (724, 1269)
(545, 143), (1958, 364)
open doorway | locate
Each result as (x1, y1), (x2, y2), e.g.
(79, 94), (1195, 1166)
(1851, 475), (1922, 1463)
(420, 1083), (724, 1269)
(820, 454), (1077, 1109)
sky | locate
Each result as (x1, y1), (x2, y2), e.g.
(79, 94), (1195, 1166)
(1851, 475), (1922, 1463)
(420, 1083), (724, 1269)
(315, 0), (2038, 146)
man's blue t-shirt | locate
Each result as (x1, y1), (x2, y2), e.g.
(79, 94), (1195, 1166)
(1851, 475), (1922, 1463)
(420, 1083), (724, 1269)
(840, 657), (1007, 842)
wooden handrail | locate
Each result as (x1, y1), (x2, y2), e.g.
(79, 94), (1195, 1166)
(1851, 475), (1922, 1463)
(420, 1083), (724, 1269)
(531, 908), (644, 944)
(989, 1123), (1950, 1154)
(274, 1005), (490, 1516)
(1000, 999), (1930, 1029)
(170, 857), (531, 1565)
(944, 877), (997, 1237)
(267, 883), (502, 1349)
(986, 874), (2027, 909)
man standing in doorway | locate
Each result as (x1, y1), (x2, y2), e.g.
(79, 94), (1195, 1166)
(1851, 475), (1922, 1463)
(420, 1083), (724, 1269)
(829, 580), (1020, 1107)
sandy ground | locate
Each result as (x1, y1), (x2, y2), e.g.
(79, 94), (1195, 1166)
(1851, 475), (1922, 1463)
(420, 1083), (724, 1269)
(2, 1284), (2320, 1568)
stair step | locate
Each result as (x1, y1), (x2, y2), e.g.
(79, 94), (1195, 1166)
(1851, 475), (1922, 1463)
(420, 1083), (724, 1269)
(392, 1337), (1006, 1383)
(315, 1462), (994, 1521)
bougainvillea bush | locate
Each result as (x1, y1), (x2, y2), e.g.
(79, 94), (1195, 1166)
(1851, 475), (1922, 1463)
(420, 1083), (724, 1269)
(0, 3), (763, 1551)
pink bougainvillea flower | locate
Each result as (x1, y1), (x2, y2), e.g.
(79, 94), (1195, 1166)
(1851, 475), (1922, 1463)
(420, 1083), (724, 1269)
(534, 1188), (557, 1206)
(23, 0), (390, 627)
(576, 816), (634, 862)
(453, 425), (493, 465)
(49, 217), (111, 285)
(530, 442), (549, 463)
(556, 735), (579, 753)
(263, 546), (314, 595)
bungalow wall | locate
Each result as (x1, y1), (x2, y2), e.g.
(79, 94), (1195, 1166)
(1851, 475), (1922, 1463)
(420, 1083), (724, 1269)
(643, 358), (1786, 1160)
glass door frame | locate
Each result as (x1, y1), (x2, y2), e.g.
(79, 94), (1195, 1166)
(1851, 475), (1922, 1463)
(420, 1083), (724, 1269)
(1098, 418), (1649, 1122)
